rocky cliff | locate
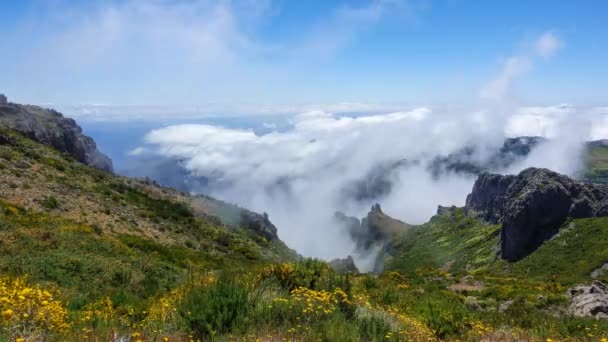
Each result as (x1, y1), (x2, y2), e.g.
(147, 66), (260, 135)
(0, 95), (113, 172)
(466, 168), (608, 261)
(335, 204), (412, 254)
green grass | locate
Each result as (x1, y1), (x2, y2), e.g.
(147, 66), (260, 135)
(386, 208), (500, 276)
(584, 145), (608, 183)
(510, 217), (608, 284)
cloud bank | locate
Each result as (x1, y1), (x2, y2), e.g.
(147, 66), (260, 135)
(132, 102), (606, 264)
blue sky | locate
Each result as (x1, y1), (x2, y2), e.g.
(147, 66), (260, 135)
(1, 0), (607, 109)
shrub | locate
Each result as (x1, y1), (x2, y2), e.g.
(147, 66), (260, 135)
(0, 277), (70, 340)
(40, 196), (60, 210)
(178, 276), (250, 339)
(358, 315), (393, 341)
(262, 259), (329, 291)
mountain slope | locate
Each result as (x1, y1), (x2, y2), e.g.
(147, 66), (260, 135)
(0, 124), (295, 305)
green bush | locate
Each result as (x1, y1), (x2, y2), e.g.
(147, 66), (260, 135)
(178, 276), (251, 339)
(40, 195), (60, 210)
(358, 315), (393, 341)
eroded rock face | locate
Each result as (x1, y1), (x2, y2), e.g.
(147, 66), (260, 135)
(465, 168), (608, 261)
(335, 204), (412, 253)
(0, 101), (113, 172)
(240, 211), (279, 241)
(568, 281), (608, 319)
(329, 256), (359, 273)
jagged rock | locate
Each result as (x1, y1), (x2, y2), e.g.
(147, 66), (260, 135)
(437, 205), (457, 216)
(465, 168), (608, 261)
(0, 100), (113, 172)
(568, 281), (608, 319)
(329, 256), (359, 273)
(592, 263), (608, 279)
(0, 94), (7, 105)
(335, 204), (412, 253)
(240, 211), (279, 241)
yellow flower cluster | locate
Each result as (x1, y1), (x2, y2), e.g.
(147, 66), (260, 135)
(290, 287), (351, 317)
(141, 272), (216, 336)
(352, 293), (375, 311)
(79, 297), (115, 325)
(261, 263), (295, 283)
(0, 277), (69, 340)
(385, 306), (436, 341)
(466, 319), (493, 337)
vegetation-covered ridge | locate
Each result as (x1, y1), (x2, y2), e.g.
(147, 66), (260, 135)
(0, 124), (296, 338)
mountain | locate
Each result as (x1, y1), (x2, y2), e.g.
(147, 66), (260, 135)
(0, 97), (607, 341)
(465, 168), (608, 260)
(0, 115), (295, 304)
(0, 94), (113, 172)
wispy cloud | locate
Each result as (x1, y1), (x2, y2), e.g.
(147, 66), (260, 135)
(535, 32), (561, 58)
(5, 0), (417, 106)
(480, 31), (562, 101)
(294, 0), (416, 58)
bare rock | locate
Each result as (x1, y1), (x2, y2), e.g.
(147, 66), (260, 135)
(568, 281), (608, 319)
(465, 168), (608, 261)
(499, 300), (514, 313)
(240, 211), (279, 241)
(0, 94), (7, 105)
(335, 204), (412, 253)
(0, 100), (113, 172)
(592, 263), (608, 279)
(329, 255), (359, 273)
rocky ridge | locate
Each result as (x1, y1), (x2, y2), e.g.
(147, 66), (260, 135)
(465, 167), (608, 261)
(0, 94), (113, 172)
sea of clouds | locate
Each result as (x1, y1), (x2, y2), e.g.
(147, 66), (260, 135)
(127, 104), (608, 266)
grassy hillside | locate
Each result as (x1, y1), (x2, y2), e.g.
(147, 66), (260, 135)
(1, 124), (607, 341)
(0, 126), (301, 338)
(584, 143), (608, 183)
(383, 208), (608, 340)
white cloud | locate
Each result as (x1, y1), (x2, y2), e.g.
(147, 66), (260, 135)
(535, 32), (561, 58)
(480, 31), (561, 101)
(295, 0), (415, 58)
(479, 57), (532, 100)
(135, 104), (604, 262)
(53, 102), (407, 121)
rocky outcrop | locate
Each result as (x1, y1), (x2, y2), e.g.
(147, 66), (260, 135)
(335, 204), (412, 253)
(0, 97), (113, 172)
(240, 210), (279, 241)
(0, 94), (7, 105)
(329, 256), (359, 273)
(465, 168), (608, 261)
(568, 281), (608, 319)
(592, 263), (608, 279)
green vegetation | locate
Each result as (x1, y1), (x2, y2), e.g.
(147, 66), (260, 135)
(584, 144), (608, 183)
(383, 208), (608, 340)
(0, 124), (608, 340)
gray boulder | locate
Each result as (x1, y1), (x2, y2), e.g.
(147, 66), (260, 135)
(592, 263), (608, 279)
(465, 168), (608, 261)
(0, 100), (113, 172)
(568, 281), (608, 319)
